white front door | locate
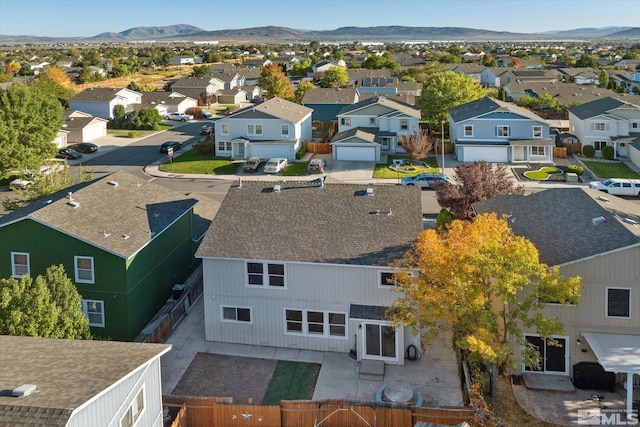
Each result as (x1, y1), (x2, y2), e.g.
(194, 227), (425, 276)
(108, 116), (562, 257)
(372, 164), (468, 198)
(234, 141), (245, 158)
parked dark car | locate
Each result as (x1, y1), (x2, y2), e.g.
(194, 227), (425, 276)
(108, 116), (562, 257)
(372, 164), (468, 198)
(56, 148), (83, 160)
(68, 142), (98, 154)
(159, 141), (182, 154)
(224, 108), (239, 116)
(242, 157), (267, 173)
(307, 158), (326, 174)
(200, 124), (213, 135)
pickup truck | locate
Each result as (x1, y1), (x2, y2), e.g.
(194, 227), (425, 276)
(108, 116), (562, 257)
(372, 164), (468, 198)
(589, 178), (640, 196)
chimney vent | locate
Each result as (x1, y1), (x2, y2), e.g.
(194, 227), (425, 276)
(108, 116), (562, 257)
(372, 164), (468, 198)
(12, 384), (36, 397)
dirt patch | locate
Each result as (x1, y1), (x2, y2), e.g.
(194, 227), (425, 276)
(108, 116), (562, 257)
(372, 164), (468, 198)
(171, 353), (277, 404)
(485, 376), (558, 426)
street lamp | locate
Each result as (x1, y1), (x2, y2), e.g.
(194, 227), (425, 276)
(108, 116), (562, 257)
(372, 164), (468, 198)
(441, 119), (446, 174)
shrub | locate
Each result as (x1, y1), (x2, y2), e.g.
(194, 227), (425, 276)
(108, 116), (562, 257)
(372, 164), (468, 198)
(296, 146), (307, 160)
(192, 141), (215, 155)
(566, 164), (584, 176)
(601, 145), (615, 160)
(127, 131), (137, 138)
(582, 145), (595, 158)
(435, 208), (454, 232)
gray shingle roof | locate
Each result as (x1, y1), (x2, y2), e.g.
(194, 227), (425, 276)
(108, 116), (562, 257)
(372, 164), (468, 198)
(302, 87), (358, 104)
(68, 87), (122, 102)
(568, 96), (628, 120)
(0, 336), (170, 426)
(473, 188), (640, 265)
(242, 97), (312, 123)
(449, 96), (546, 123)
(196, 181), (423, 266)
(0, 171), (197, 259)
(337, 95), (420, 118)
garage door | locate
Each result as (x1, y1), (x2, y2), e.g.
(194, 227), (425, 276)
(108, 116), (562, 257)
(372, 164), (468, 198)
(461, 146), (508, 163)
(336, 146), (376, 161)
(250, 144), (294, 160)
(83, 123), (107, 141)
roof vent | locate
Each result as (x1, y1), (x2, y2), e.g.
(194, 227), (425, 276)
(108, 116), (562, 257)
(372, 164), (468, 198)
(597, 195), (609, 203)
(107, 180), (119, 187)
(122, 234), (130, 240)
(592, 216), (605, 225)
(67, 192), (73, 200)
(67, 200), (80, 208)
(623, 217), (638, 226)
(273, 184), (281, 193)
(12, 384), (36, 397)
(387, 208), (393, 216)
(103, 231), (111, 238)
(366, 187), (374, 196)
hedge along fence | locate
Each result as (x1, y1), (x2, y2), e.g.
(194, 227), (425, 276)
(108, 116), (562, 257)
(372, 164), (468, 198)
(164, 396), (475, 427)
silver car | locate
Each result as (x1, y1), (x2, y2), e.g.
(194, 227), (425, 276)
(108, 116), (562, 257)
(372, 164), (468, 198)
(263, 158), (288, 174)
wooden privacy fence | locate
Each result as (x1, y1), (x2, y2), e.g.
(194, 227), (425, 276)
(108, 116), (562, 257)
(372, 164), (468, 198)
(433, 142), (453, 154)
(564, 142), (582, 155)
(163, 396), (475, 427)
(306, 142), (333, 154)
(553, 147), (568, 159)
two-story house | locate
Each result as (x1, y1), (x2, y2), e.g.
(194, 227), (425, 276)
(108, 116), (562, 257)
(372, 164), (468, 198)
(68, 87), (142, 120)
(196, 181), (424, 366)
(332, 95), (421, 161)
(170, 77), (218, 105)
(0, 171), (199, 341)
(213, 97), (312, 160)
(475, 188), (640, 416)
(449, 96), (554, 163)
(568, 96), (640, 160)
(0, 336), (170, 426)
(140, 91), (198, 115)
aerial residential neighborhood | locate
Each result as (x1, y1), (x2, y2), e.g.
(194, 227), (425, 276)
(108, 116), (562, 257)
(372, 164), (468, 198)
(1, 1), (640, 425)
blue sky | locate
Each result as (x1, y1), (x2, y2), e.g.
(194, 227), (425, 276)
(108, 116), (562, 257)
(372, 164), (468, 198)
(0, 0), (638, 37)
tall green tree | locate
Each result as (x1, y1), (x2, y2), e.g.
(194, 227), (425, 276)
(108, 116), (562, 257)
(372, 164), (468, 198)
(0, 84), (61, 179)
(417, 70), (485, 129)
(294, 80), (316, 104)
(257, 62), (294, 100)
(0, 264), (92, 339)
(132, 107), (162, 130)
(576, 53), (597, 68)
(388, 213), (582, 397)
(320, 66), (350, 88)
(599, 70), (610, 88)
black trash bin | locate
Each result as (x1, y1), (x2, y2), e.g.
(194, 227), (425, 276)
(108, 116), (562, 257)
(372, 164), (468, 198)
(573, 362), (615, 391)
(172, 284), (184, 300)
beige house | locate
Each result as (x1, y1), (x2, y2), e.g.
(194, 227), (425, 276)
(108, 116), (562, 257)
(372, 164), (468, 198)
(475, 187), (640, 416)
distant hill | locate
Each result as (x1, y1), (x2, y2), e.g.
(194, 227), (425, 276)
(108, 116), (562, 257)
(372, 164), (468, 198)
(0, 25), (638, 44)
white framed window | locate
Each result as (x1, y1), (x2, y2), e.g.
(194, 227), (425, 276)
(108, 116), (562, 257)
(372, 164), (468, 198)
(281, 124), (289, 137)
(632, 122), (638, 129)
(379, 271), (396, 287)
(369, 117), (376, 125)
(218, 140), (226, 151)
(221, 123), (229, 135)
(221, 306), (252, 323)
(531, 146), (545, 156)
(246, 261), (286, 288)
(247, 124), (262, 135)
(11, 252), (30, 278)
(593, 122), (607, 131)
(284, 309), (347, 338)
(74, 256), (94, 284)
(606, 287), (631, 318)
(594, 141), (607, 151)
(464, 125), (473, 137)
(82, 299), (105, 327)
(400, 119), (409, 130)
(533, 126), (542, 138)
(120, 387), (145, 427)
(340, 117), (350, 126)
(496, 126), (510, 137)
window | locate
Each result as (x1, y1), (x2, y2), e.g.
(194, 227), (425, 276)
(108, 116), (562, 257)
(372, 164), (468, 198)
(82, 300), (105, 327)
(247, 124), (262, 135)
(246, 261), (285, 287)
(221, 123), (229, 134)
(606, 287), (631, 318)
(633, 122), (638, 129)
(74, 256), (94, 284)
(496, 126), (510, 137)
(222, 306), (252, 323)
(218, 140), (226, 151)
(593, 122), (607, 131)
(464, 125), (473, 137)
(380, 272), (396, 287)
(340, 117), (350, 126)
(531, 146), (545, 156)
(594, 141), (607, 151)
(533, 126), (542, 138)
(400, 120), (409, 130)
(11, 252), (29, 278)
(281, 124), (289, 137)
(369, 117), (376, 125)
(285, 309), (346, 338)
(120, 387), (145, 427)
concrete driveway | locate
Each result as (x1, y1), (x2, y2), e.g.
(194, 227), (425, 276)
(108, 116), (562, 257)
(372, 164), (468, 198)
(319, 155), (377, 184)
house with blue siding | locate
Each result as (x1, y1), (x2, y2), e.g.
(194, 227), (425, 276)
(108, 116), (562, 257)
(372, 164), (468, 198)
(0, 335), (170, 426)
(0, 171), (199, 341)
(449, 97), (554, 163)
(301, 87), (359, 122)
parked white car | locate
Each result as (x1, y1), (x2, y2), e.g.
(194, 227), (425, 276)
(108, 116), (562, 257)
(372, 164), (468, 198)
(263, 158), (288, 174)
(165, 112), (194, 122)
(589, 178), (640, 196)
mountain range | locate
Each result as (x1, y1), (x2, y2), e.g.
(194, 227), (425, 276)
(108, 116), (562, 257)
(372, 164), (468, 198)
(1, 24), (639, 44)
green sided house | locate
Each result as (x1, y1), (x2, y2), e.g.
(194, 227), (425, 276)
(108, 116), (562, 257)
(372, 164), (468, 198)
(0, 171), (199, 341)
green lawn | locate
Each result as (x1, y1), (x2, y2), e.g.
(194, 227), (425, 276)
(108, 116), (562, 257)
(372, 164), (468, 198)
(159, 150), (239, 174)
(282, 161), (309, 176)
(373, 155), (440, 179)
(523, 167), (563, 180)
(108, 125), (172, 138)
(261, 361), (320, 405)
(582, 160), (640, 179)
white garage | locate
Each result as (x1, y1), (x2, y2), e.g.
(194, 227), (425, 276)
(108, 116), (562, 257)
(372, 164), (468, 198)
(247, 143), (297, 161)
(82, 122), (107, 141)
(457, 145), (509, 163)
(335, 146), (377, 161)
